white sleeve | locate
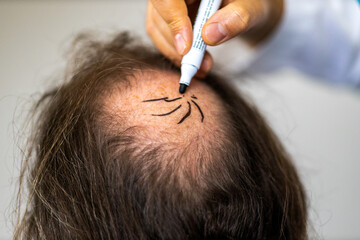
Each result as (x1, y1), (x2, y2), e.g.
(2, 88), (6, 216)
(246, 0), (360, 87)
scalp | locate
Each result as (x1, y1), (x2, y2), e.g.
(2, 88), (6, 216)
(99, 69), (232, 193)
(103, 70), (229, 149)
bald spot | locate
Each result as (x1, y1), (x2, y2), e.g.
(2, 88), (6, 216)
(101, 70), (232, 191)
(105, 70), (227, 144)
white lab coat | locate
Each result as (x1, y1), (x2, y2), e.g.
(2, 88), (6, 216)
(246, 0), (360, 87)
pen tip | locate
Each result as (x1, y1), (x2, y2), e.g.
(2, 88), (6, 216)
(179, 84), (187, 94)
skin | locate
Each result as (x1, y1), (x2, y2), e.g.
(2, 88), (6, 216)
(146, 0), (284, 77)
(104, 70), (228, 146)
(143, 96), (204, 123)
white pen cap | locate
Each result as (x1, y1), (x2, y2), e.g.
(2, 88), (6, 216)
(180, 64), (198, 86)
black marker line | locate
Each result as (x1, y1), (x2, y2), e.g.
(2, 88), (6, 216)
(191, 95), (198, 99)
(191, 100), (204, 122)
(143, 97), (182, 103)
(164, 97), (182, 102)
(151, 105), (182, 116)
(178, 101), (191, 124)
(143, 97), (167, 102)
(165, 97), (182, 102)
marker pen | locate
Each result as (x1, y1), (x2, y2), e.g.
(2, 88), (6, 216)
(179, 0), (222, 94)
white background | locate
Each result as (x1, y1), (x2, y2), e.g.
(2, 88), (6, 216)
(0, 1), (359, 239)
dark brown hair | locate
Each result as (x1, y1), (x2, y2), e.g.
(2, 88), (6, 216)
(15, 32), (307, 240)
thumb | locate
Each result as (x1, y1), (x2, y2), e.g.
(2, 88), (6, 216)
(201, 0), (267, 46)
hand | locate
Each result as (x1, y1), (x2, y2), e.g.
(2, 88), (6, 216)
(146, 0), (283, 76)
(146, 0), (212, 78)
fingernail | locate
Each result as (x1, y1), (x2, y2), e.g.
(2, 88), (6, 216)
(204, 23), (226, 44)
(175, 33), (186, 55)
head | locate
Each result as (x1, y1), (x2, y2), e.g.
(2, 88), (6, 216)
(15, 32), (307, 240)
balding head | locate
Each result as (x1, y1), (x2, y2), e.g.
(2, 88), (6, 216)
(106, 70), (227, 147)
(16, 32), (307, 240)
(102, 70), (232, 194)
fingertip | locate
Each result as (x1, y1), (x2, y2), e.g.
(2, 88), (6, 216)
(182, 18), (194, 54)
(183, 36), (193, 55)
(173, 19), (193, 55)
(199, 53), (213, 73)
(174, 33), (187, 55)
(202, 1), (253, 45)
(202, 21), (227, 46)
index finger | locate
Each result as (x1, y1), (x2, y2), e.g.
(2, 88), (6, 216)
(150, 0), (193, 55)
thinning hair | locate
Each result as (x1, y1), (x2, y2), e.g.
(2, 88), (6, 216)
(15, 32), (307, 240)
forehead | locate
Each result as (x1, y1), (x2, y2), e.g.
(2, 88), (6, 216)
(104, 69), (228, 144)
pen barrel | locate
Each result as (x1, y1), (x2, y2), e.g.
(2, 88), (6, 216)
(181, 0), (222, 69)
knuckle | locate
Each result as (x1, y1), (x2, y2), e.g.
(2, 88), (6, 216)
(167, 18), (184, 33)
(231, 5), (251, 31)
